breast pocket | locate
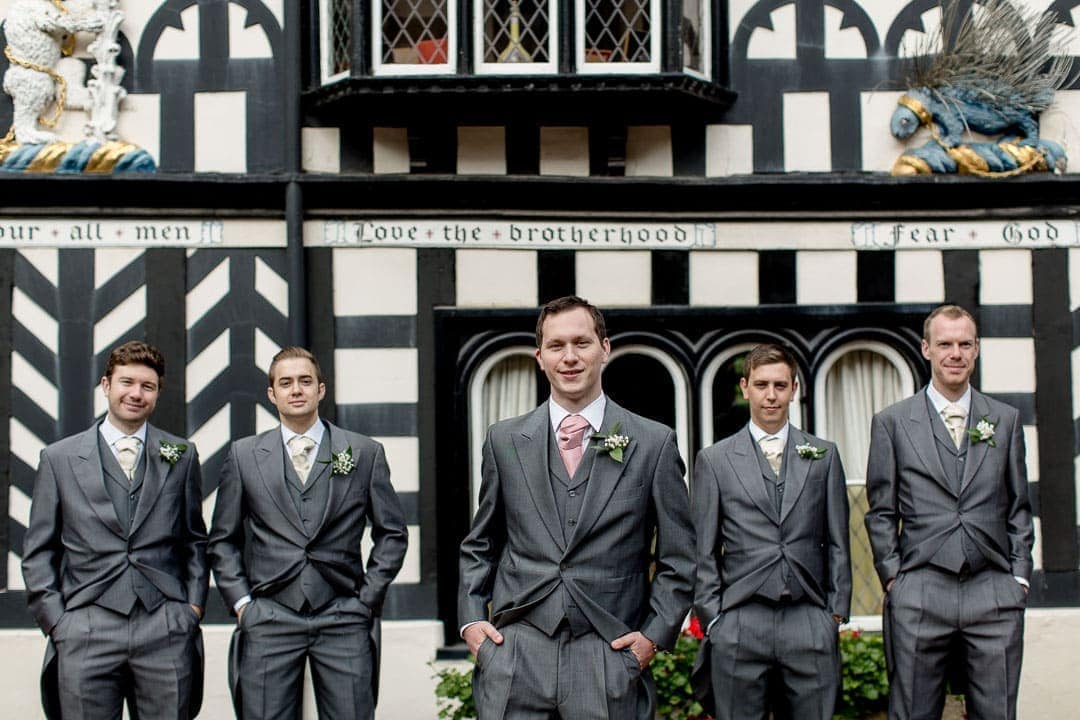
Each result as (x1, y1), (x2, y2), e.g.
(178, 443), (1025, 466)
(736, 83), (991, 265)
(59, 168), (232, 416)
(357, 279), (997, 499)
(609, 484), (645, 505)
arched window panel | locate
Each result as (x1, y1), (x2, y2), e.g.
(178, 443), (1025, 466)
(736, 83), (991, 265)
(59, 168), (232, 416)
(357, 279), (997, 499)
(468, 348), (539, 514)
(699, 344), (805, 449)
(374, 0), (458, 75)
(576, 0), (660, 73)
(814, 341), (916, 620)
(475, 0), (559, 74)
(321, 0), (353, 83)
(605, 345), (691, 476)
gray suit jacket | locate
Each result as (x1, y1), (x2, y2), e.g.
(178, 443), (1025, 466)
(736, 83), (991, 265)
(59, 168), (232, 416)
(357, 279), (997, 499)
(864, 387), (1034, 587)
(21, 422), (208, 720)
(458, 399), (694, 651)
(692, 424), (852, 625)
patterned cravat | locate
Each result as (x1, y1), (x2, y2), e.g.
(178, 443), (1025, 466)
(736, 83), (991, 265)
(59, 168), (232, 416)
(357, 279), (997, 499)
(943, 404), (967, 450)
(759, 436), (784, 475)
(288, 435), (316, 485)
(115, 436), (141, 482)
(557, 414), (591, 477)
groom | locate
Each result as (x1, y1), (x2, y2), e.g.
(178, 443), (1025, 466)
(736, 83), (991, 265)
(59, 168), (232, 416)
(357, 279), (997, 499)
(458, 295), (695, 719)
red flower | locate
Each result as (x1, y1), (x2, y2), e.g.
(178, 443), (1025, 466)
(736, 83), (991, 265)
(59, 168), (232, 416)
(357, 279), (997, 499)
(686, 615), (704, 640)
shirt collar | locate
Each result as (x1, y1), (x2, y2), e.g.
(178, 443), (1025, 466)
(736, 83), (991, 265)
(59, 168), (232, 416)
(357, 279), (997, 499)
(281, 418), (325, 449)
(549, 394), (607, 434)
(748, 420), (788, 445)
(99, 418), (148, 448)
(926, 383), (971, 416)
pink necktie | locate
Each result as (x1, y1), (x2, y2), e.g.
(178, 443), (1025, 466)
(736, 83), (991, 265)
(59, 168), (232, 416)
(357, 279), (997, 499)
(558, 414), (591, 477)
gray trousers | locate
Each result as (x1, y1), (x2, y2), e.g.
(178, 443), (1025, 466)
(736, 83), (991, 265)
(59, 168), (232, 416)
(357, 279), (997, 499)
(707, 601), (840, 720)
(473, 622), (643, 720)
(238, 596), (373, 720)
(54, 602), (199, 720)
(884, 566), (1026, 720)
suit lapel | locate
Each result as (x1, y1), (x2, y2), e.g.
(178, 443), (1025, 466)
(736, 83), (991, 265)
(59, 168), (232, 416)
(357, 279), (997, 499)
(255, 429), (307, 537)
(512, 404), (565, 552)
(961, 391), (992, 493)
(129, 425), (167, 536)
(565, 400), (636, 553)
(728, 428), (779, 525)
(310, 423), (347, 538)
(779, 427), (811, 523)
(72, 426), (125, 538)
(899, 391), (956, 497)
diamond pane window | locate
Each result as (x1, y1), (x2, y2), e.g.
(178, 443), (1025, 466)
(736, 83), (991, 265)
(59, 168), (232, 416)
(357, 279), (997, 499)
(581, 0), (654, 66)
(320, 0), (352, 82)
(477, 0), (554, 72)
(379, 0), (454, 73)
(682, 0), (707, 76)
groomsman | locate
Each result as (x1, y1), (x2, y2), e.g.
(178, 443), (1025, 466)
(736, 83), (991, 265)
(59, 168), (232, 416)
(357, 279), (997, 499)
(209, 346), (408, 720)
(459, 296), (695, 719)
(22, 341), (208, 719)
(865, 305), (1034, 720)
(691, 343), (851, 720)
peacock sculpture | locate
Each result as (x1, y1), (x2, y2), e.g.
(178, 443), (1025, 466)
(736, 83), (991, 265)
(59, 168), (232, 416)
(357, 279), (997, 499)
(891, 0), (1074, 177)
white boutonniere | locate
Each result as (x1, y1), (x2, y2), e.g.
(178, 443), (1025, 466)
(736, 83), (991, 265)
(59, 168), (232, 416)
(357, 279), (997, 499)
(967, 417), (997, 447)
(591, 423), (631, 463)
(322, 446), (357, 476)
(795, 443), (827, 460)
(159, 441), (187, 466)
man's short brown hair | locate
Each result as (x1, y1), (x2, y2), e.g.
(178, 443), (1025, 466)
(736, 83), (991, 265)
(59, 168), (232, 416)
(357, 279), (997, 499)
(742, 343), (799, 383)
(104, 341), (165, 384)
(923, 304), (978, 340)
(268, 346), (324, 385)
(535, 296), (607, 347)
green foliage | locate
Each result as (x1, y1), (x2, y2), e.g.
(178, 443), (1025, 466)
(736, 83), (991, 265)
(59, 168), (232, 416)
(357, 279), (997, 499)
(835, 630), (890, 719)
(431, 660), (476, 720)
(650, 633), (709, 720)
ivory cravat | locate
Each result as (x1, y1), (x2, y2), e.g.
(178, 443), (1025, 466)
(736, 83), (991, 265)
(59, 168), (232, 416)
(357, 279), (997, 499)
(557, 414), (591, 478)
(115, 436), (141, 482)
(943, 404), (967, 450)
(759, 436), (784, 475)
(288, 435), (316, 485)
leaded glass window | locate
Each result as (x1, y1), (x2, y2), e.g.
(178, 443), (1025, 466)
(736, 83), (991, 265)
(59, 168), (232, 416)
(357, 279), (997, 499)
(321, 0), (352, 82)
(378, 0), (455, 73)
(581, 0), (655, 67)
(477, 0), (555, 72)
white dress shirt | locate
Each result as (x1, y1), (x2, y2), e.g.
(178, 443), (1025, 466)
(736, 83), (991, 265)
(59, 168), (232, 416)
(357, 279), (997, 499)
(99, 418), (148, 465)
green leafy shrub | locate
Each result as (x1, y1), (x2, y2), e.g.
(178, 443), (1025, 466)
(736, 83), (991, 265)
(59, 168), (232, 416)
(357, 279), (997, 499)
(431, 660), (476, 720)
(836, 629), (889, 719)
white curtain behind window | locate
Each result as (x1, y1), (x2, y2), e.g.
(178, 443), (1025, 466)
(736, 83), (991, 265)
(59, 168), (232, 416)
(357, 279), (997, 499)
(482, 354), (537, 430)
(824, 350), (904, 480)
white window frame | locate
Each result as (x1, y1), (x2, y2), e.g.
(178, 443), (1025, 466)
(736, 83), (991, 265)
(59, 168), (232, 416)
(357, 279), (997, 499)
(320, 0), (352, 84)
(698, 343), (804, 449)
(607, 344), (691, 478)
(372, 0), (459, 76)
(468, 346), (536, 516)
(813, 340), (915, 630)
(681, 0), (710, 78)
(574, 0), (661, 73)
(474, 0), (559, 74)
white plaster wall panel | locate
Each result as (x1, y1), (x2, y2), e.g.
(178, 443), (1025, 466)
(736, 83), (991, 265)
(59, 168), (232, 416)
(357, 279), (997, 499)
(625, 126), (673, 177)
(1072, 348), (1080, 424)
(361, 525), (421, 584)
(18, 248), (57, 287)
(376, 436), (420, 493)
(857, 0), (921, 46)
(689, 251), (758, 306)
(194, 92), (247, 173)
(8, 484), (29, 537)
(153, 4), (201, 60)
(860, 91), (933, 172)
(824, 5), (868, 58)
(745, 3), (796, 59)
(575, 251), (651, 306)
(896, 7), (943, 58)
(229, 2), (274, 58)
(539, 127), (589, 176)
(302, 127), (341, 173)
(186, 330), (231, 404)
(187, 258), (231, 326)
(1023, 425), (1038, 483)
(795, 251), (857, 305)
(1045, 91), (1080, 174)
(980, 250), (1033, 305)
(373, 128), (410, 174)
(10, 417), (45, 471)
(979, 338), (1036, 394)
(12, 287), (58, 354)
(784, 93), (832, 171)
(121, 3), (158, 51)
(93, 286), (146, 354)
(1071, 248), (1080, 311)
(457, 126), (507, 175)
(93, 248), (142, 288)
(255, 328), (281, 382)
(1031, 517), (1042, 571)
(332, 248), (417, 315)
(117, 94), (162, 165)
(455, 249), (538, 307)
(12, 352), (57, 421)
(254, 256), (289, 317)
(334, 349), (419, 404)
(705, 124), (754, 176)
(894, 250), (944, 303)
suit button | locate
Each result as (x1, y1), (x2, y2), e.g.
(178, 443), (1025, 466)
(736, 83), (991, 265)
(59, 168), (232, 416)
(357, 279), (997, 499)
(560, 563), (569, 571)
(568, 519), (576, 526)
(129, 494), (136, 500)
(569, 491), (577, 497)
